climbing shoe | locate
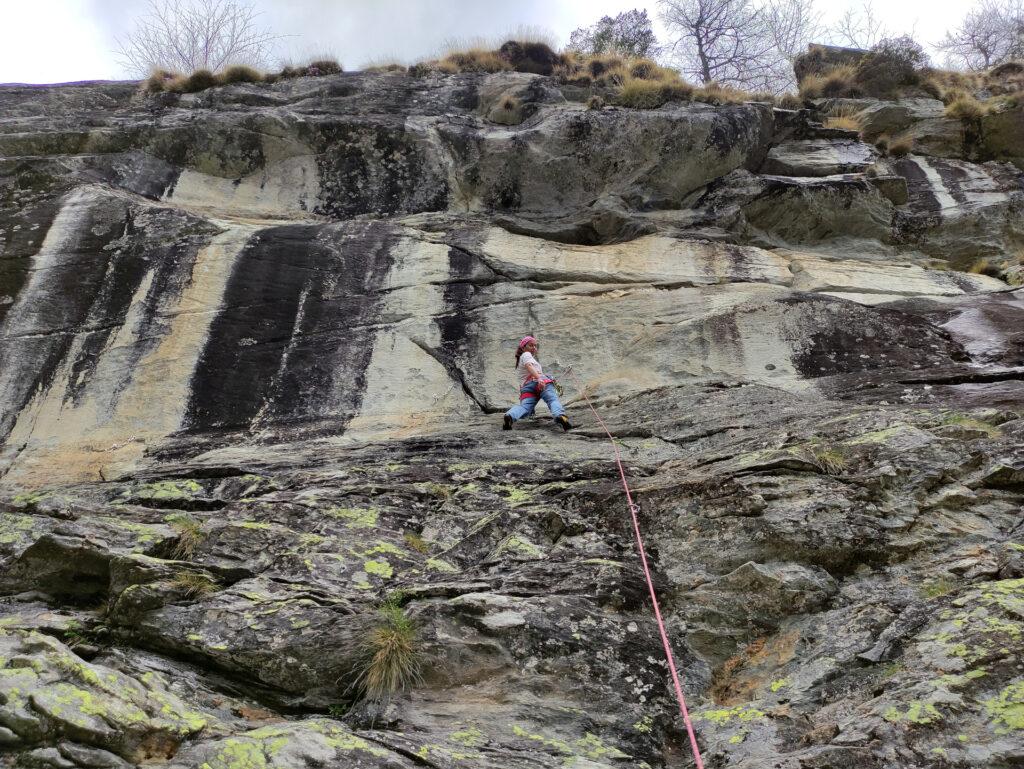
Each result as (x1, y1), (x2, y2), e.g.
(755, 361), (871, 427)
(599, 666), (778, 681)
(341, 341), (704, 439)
(557, 415), (573, 431)
(503, 415), (513, 431)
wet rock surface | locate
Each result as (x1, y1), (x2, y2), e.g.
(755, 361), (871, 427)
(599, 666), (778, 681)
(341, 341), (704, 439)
(1, 71), (1023, 768)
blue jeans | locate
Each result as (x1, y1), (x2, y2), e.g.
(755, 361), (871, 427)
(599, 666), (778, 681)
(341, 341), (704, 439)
(505, 383), (565, 422)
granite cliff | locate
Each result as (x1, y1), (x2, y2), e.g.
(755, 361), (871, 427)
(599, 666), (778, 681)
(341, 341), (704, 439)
(0, 69), (1023, 769)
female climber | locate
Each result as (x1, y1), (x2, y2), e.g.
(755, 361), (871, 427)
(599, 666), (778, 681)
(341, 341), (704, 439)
(503, 335), (573, 431)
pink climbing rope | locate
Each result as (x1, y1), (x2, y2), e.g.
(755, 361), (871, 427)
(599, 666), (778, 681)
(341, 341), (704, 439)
(564, 368), (706, 769)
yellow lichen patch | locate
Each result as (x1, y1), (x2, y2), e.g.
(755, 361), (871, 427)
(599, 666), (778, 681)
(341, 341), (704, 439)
(883, 700), (943, 725)
(492, 535), (544, 559)
(770, 678), (791, 692)
(364, 559), (393, 578)
(510, 725), (630, 760)
(328, 507), (379, 528)
(449, 724), (485, 746)
(984, 681), (1024, 734)
(694, 704), (767, 725)
(425, 557), (459, 573)
(0, 512), (43, 545)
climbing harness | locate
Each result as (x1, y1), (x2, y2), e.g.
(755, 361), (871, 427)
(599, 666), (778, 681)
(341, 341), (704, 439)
(518, 378), (556, 400)
(564, 367), (706, 769)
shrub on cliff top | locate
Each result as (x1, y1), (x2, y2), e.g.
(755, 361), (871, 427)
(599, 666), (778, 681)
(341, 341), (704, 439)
(855, 36), (928, 98)
(498, 39), (561, 75)
(798, 37), (935, 100)
(174, 68), (219, 93)
(616, 77), (693, 108)
(219, 64), (263, 84)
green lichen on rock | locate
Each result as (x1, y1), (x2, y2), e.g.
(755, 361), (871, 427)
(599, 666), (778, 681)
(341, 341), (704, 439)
(510, 725), (629, 760)
(449, 724), (485, 746)
(632, 715), (654, 733)
(883, 700), (943, 725)
(694, 704), (766, 724)
(0, 512), (40, 545)
(984, 681), (1024, 734)
(199, 737), (268, 769)
(425, 557), (459, 573)
(770, 677), (791, 692)
(328, 507), (379, 528)
(493, 535), (544, 559)
(130, 480), (202, 503)
(364, 559), (393, 578)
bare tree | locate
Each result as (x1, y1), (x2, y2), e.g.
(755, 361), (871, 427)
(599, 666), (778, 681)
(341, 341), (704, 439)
(659, 0), (774, 86)
(936, 0), (1024, 70)
(761, 0), (826, 91)
(830, 1), (889, 49)
(658, 0), (822, 92)
(118, 0), (279, 75)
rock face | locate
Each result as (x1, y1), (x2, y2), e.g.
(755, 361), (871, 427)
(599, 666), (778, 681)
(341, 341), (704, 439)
(1, 71), (1023, 769)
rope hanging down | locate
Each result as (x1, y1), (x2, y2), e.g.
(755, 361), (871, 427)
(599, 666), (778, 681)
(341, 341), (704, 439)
(564, 368), (706, 769)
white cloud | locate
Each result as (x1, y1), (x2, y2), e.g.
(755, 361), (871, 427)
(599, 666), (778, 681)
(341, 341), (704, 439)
(1, 0), (116, 83)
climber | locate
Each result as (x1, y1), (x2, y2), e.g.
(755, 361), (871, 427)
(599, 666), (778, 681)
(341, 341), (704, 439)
(503, 335), (572, 431)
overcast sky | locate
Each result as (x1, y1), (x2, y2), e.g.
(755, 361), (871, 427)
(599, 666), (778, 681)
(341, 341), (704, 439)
(1, 0), (982, 84)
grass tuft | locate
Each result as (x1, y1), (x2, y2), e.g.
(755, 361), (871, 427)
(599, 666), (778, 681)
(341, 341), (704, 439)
(823, 105), (863, 132)
(798, 65), (861, 99)
(350, 597), (423, 701)
(168, 514), (204, 560)
(170, 571), (218, 599)
(888, 133), (914, 157)
(807, 446), (848, 475)
(218, 65), (263, 85)
(489, 94), (522, 125)
(174, 69), (218, 93)
(403, 531), (430, 554)
(616, 77), (693, 108)
(945, 94), (988, 120)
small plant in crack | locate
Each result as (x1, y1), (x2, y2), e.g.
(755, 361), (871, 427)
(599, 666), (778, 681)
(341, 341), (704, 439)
(403, 531), (430, 554)
(347, 594), (423, 702)
(170, 571), (219, 599)
(167, 514), (204, 560)
(59, 620), (110, 652)
(806, 445), (848, 476)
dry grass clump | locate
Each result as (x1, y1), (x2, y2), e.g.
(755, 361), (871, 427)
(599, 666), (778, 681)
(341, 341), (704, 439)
(143, 69), (178, 93)
(171, 571), (218, 599)
(587, 94), (605, 110)
(403, 531), (429, 554)
(168, 514), (204, 560)
(616, 76), (694, 108)
(411, 39), (776, 109)
(440, 47), (510, 73)
(777, 93), (803, 110)
(145, 63), (276, 94)
(945, 94), (989, 120)
(350, 598), (423, 701)
(888, 132), (914, 157)
(694, 82), (757, 104)
(363, 60), (407, 74)
(823, 105), (863, 131)
(276, 58), (343, 79)
(489, 95), (522, 124)
(798, 65), (861, 99)
(219, 64), (262, 84)
(174, 69), (219, 93)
